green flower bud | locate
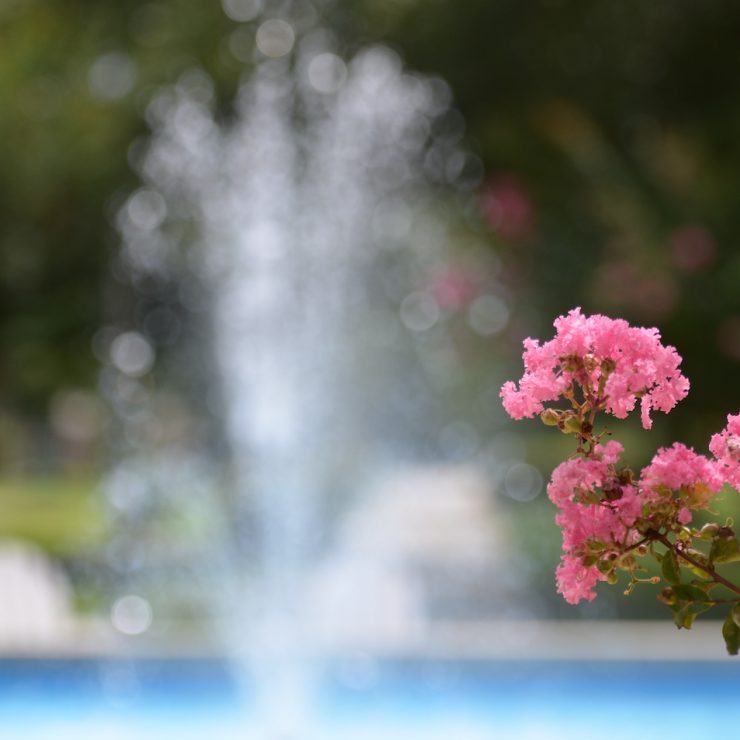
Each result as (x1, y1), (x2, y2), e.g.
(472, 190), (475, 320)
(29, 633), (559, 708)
(540, 408), (561, 426)
(597, 558), (614, 575)
(699, 523), (720, 540)
(561, 415), (582, 435)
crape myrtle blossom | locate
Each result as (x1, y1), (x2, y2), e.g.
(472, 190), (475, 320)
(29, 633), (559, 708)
(555, 556), (602, 605)
(500, 307), (689, 429)
(549, 442), (724, 604)
(710, 412), (740, 489)
(639, 443), (724, 524)
(548, 441), (643, 604)
(501, 309), (740, 654)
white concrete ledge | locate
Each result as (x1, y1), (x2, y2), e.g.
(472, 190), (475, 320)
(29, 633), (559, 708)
(403, 619), (730, 661)
(0, 619), (731, 661)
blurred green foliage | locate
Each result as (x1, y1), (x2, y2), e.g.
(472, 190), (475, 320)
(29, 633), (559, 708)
(2, 0), (739, 444)
(0, 475), (104, 554)
(354, 0), (740, 445)
(0, 0), (241, 420)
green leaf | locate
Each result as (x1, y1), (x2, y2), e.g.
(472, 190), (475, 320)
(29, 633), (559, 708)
(671, 604), (696, 629)
(732, 603), (740, 630)
(673, 584), (710, 603)
(662, 549), (681, 585)
(692, 602), (713, 618)
(710, 537), (740, 564)
(688, 579), (714, 594)
(722, 613), (740, 655)
(684, 557), (711, 579)
(671, 601), (712, 629)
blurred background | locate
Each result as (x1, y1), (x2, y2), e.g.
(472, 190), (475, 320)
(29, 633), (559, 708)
(2, 0), (740, 669)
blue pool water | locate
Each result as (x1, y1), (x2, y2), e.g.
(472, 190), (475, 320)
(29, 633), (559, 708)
(1, 658), (737, 739)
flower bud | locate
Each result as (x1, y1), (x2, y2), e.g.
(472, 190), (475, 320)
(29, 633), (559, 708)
(618, 468), (634, 485)
(601, 358), (616, 375)
(560, 354), (579, 373)
(540, 408), (561, 426)
(561, 415), (583, 435)
(597, 558), (614, 574)
(658, 586), (676, 605)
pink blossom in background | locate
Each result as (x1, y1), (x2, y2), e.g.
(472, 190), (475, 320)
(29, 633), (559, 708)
(669, 224), (717, 273)
(481, 176), (534, 242)
(710, 412), (740, 488)
(590, 260), (678, 320)
(427, 265), (479, 313)
(500, 307), (690, 428)
(716, 316), (740, 361)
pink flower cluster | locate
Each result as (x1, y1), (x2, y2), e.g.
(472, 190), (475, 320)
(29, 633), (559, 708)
(639, 443), (724, 525)
(502, 309), (740, 614)
(500, 308), (690, 429)
(548, 441), (642, 603)
(710, 412), (740, 489)
(550, 440), (727, 604)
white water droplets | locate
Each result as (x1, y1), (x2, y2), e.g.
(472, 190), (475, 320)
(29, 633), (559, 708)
(110, 332), (155, 377)
(222, 0), (262, 22)
(111, 594), (153, 635)
(307, 53), (347, 93)
(256, 19), (295, 58)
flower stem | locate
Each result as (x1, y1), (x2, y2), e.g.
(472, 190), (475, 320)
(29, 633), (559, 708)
(654, 533), (740, 596)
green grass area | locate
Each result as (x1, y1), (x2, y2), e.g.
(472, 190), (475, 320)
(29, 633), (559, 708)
(0, 475), (108, 556)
